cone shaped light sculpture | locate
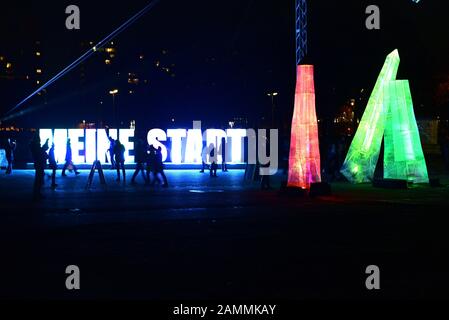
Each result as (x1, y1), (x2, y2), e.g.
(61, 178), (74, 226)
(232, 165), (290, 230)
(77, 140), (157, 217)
(340, 50), (400, 183)
(287, 65), (321, 189)
(341, 50), (429, 184)
(383, 80), (429, 183)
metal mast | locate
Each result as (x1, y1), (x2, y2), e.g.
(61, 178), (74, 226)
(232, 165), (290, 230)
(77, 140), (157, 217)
(295, 0), (308, 65)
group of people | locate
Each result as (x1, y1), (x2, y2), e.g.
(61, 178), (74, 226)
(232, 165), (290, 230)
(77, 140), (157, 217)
(27, 133), (169, 200)
(129, 138), (168, 187)
(3, 133), (250, 200)
(29, 134), (81, 199)
(106, 136), (169, 186)
(108, 136), (168, 186)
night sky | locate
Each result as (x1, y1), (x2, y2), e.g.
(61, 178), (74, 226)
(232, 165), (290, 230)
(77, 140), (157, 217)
(1, 0), (448, 128)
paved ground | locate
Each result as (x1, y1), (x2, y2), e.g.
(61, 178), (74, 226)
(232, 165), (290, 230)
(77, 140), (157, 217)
(0, 169), (449, 300)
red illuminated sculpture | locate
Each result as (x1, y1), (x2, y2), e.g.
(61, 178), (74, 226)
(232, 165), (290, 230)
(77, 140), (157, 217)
(287, 65), (322, 189)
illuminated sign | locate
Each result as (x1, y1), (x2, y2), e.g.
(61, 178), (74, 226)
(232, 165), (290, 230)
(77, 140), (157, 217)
(39, 122), (279, 175)
(39, 128), (250, 165)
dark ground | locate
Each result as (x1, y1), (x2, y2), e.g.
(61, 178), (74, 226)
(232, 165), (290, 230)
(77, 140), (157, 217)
(0, 168), (448, 300)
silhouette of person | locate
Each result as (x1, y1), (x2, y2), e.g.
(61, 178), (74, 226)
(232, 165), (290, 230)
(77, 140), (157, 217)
(221, 137), (228, 172)
(208, 143), (218, 177)
(145, 144), (156, 185)
(30, 134), (48, 200)
(114, 140), (126, 182)
(200, 140), (210, 173)
(108, 136), (116, 169)
(62, 138), (80, 176)
(151, 146), (168, 187)
(48, 143), (58, 189)
(131, 138), (148, 184)
(5, 138), (17, 175)
(200, 160), (210, 173)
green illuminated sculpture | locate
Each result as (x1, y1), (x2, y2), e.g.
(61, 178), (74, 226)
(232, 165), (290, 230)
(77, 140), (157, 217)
(340, 49), (400, 183)
(340, 50), (429, 184)
(383, 80), (429, 183)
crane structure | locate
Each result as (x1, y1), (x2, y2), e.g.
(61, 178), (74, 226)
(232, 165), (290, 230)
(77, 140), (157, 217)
(295, 0), (308, 65)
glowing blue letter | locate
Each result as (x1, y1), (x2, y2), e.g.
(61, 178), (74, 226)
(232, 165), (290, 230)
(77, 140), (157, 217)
(147, 129), (167, 162)
(167, 129), (186, 164)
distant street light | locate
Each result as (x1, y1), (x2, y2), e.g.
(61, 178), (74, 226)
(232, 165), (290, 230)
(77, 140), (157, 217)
(109, 89), (119, 127)
(267, 92), (279, 126)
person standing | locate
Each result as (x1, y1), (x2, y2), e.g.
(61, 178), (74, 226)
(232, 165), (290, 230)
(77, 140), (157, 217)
(30, 135), (48, 200)
(199, 140), (209, 173)
(48, 143), (58, 189)
(108, 136), (116, 170)
(221, 137), (228, 172)
(62, 138), (80, 176)
(153, 146), (168, 187)
(145, 144), (155, 185)
(131, 138), (148, 184)
(208, 143), (218, 177)
(114, 140), (126, 182)
(5, 138), (17, 175)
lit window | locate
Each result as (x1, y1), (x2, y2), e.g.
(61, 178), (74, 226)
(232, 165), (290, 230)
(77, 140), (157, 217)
(6, 62), (12, 69)
(36, 69), (42, 74)
(36, 52), (41, 57)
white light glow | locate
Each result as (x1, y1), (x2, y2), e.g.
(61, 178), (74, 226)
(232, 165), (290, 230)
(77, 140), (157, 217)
(68, 129), (85, 164)
(185, 129), (203, 163)
(118, 129), (135, 164)
(53, 129), (68, 164)
(226, 129), (247, 163)
(206, 129), (227, 164)
(147, 129), (167, 161)
(85, 129), (97, 164)
(39, 127), (249, 165)
(39, 129), (53, 149)
(167, 129), (186, 164)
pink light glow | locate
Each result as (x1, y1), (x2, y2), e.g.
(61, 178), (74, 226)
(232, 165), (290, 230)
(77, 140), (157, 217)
(287, 65), (321, 189)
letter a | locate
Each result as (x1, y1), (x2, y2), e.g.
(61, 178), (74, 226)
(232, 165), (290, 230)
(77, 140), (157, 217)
(65, 265), (80, 290)
(365, 5), (380, 30)
(66, 5), (81, 30)
(365, 265), (380, 290)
